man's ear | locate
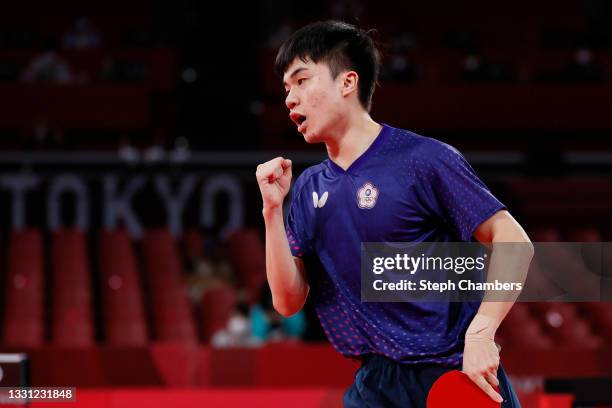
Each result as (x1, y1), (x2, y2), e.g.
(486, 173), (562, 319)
(341, 71), (359, 97)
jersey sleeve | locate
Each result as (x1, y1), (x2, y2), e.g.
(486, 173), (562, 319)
(285, 185), (313, 258)
(417, 142), (506, 241)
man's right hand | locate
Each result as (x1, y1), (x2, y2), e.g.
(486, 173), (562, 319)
(256, 157), (292, 212)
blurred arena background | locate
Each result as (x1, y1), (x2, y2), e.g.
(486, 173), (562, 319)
(0, 0), (611, 406)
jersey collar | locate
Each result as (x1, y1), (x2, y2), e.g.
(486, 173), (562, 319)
(326, 123), (391, 175)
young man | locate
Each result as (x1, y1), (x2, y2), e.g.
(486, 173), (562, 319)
(255, 21), (533, 407)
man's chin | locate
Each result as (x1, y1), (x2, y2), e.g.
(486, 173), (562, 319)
(302, 130), (323, 144)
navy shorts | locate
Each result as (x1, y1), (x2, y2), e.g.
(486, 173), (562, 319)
(344, 354), (521, 408)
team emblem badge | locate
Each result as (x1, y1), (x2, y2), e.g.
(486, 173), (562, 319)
(357, 182), (378, 209)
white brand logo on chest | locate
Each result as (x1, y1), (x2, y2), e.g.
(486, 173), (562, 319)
(357, 182), (379, 209)
(312, 191), (328, 208)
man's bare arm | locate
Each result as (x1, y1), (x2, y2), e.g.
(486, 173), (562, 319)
(256, 157), (309, 317)
(472, 209), (534, 326)
(462, 210), (534, 403)
(263, 206), (309, 316)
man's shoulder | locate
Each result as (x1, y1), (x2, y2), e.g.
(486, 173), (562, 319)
(385, 124), (462, 162)
(292, 161), (328, 194)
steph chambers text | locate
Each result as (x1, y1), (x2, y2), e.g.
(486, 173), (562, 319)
(372, 279), (523, 292)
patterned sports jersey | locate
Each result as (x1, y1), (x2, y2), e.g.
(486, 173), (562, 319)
(285, 124), (505, 364)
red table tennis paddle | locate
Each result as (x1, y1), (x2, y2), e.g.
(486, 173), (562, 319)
(427, 370), (502, 408)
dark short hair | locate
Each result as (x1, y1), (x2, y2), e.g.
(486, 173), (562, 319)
(275, 20), (381, 111)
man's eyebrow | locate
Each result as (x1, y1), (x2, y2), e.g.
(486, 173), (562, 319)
(283, 67), (308, 87)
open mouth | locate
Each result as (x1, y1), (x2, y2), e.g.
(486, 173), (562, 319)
(297, 116), (308, 132)
(290, 112), (308, 133)
(290, 112), (307, 127)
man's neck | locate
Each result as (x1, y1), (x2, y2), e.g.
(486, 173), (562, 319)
(325, 112), (383, 171)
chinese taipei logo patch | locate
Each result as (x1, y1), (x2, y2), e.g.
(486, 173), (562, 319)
(357, 182), (379, 209)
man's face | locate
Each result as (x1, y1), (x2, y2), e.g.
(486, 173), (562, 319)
(282, 58), (346, 143)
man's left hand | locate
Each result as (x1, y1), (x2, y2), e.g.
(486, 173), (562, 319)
(462, 315), (503, 403)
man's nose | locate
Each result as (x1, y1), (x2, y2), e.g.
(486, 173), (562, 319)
(285, 89), (298, 110)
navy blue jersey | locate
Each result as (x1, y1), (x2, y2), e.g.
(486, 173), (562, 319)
(285, 124), (505, 365)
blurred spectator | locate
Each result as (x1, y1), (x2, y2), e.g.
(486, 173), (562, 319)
(382, 55), (416, 82)
(118, 137), (140, 165)
(210, 300), (254, 347)
(21, 40), (72, 84)
(183, 235), (238, 306)
(62, 17), (102, 49)
(184, 256), (220, 304)
(169, 136), (191, 163)
(20, 117), (65, 149)
(565, 48), (605, 82)
(461, 54), (483, 81)
(540, 28), (587, 49)
(380, 32), (417, 82)
(537, 48), (605, 83)
(460, 54), (516, 83)
(250, 284), (306, 342)
(391, 32), (417, 52)
(143, 132), (168, 163)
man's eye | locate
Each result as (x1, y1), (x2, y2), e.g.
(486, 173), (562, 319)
(298, 78), (306, 85)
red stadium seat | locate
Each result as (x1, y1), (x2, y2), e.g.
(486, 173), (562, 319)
(106, 321), (149, 347)
(52, 321), (95, 348)
(554, 319), (603, 348)
(2, 229), (45, 348)
(529, 227), (561, 242)
(3, 320), (44, 348)
(200, 284), (238, 342)
(530, 303), (603, 348)
(498, 304), (555, 349)
(99, 229), (150, 346)
(565, 228), (602, 242)
(227, 229), (266, 303)
(579, 302), (612, 341)
(497, 319), (554, 349)
(142, 228), (197, 343)
(183, 227), (205, 259)
(51, 228), (95, 347)
(157, 322), (197, 342)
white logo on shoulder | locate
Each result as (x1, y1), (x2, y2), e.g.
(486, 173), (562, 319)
(357, 182), (379, 209)
(312, 191), (328, 208)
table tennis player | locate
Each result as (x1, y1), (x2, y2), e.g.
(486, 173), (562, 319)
(255, 20), (533, 407)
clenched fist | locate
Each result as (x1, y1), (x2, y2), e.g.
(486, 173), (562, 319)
(256, 157), (292, 211)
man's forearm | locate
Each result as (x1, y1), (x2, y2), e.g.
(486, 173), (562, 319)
(472, 240), (534, 334)
(263, 206), (309, 316)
